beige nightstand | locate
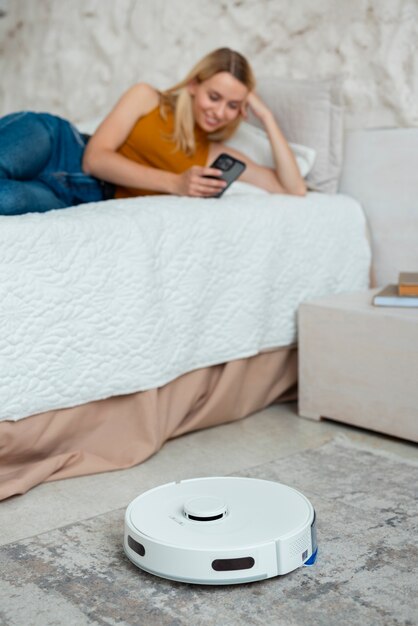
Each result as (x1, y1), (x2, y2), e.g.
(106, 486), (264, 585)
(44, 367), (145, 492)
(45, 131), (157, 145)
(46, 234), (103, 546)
(298, 289), (418, 442)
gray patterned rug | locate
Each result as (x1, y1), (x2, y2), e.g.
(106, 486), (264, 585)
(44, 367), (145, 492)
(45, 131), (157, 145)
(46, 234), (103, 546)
(1, 437), (417, 626)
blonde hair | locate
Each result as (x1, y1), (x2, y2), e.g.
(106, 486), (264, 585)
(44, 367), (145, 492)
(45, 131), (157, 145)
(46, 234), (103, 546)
(160, 48), (255, 155)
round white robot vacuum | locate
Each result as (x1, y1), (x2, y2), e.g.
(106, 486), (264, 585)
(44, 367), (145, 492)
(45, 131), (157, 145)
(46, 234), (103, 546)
(124, 477), (317, 585)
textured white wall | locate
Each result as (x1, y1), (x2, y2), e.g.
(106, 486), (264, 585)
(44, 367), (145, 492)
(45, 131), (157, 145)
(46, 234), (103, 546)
(0, 0), (417, 128)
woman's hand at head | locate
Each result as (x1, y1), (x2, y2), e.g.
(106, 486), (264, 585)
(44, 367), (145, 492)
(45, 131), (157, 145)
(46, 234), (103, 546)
(241, 92), (273, 124)
(176, 165), (227, 197)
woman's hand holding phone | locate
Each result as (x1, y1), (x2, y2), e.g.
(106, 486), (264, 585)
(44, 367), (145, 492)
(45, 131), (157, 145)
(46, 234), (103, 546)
(177, 153), (246, 198)
(176, 165), (227, 197)
(204, 153), (246, 197)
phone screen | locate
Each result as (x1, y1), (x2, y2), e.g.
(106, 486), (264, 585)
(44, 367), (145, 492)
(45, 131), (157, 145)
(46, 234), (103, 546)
(205, 153), (246, 197)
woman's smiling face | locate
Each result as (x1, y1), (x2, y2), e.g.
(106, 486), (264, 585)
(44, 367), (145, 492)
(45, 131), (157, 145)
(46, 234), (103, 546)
(189, 71), (249, 132)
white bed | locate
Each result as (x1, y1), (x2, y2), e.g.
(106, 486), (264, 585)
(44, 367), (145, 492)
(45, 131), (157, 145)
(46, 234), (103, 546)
(0, 187), (370, 423)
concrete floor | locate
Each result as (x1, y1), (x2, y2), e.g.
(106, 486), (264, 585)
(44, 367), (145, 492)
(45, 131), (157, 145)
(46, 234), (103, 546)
(1, 402), (417, 546)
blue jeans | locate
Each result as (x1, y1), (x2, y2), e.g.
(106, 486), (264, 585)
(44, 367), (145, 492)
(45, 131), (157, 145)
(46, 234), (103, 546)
(0, 112), (108, 215)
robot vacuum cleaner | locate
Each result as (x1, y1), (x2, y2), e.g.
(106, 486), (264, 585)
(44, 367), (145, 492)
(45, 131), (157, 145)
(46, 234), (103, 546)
(124, 477), (317, 585)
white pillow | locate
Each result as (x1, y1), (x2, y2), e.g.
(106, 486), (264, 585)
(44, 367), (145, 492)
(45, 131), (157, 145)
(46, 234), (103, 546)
(75, 118), (102, 135)
(224, 121), (316, 178)
(223, 181), (269, 196)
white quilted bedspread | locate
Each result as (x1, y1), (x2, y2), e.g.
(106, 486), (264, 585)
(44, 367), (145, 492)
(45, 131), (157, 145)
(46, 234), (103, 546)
(0, 190), (371, 421)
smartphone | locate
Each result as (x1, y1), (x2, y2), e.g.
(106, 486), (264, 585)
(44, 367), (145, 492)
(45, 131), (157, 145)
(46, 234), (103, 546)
(205, 153), (246, 197)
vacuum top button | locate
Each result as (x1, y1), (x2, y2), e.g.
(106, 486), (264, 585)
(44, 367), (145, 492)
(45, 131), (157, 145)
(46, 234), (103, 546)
(184, 496), (227, 520)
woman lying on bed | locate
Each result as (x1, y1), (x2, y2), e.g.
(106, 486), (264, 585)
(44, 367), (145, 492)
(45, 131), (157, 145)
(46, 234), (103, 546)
(0, 47), (305, 216)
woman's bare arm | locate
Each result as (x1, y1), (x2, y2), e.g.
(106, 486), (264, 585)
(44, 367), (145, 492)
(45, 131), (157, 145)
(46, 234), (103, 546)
(82, 83), (226, 196)
(82, 83), (176, 193)
(208, 92), (306, 196)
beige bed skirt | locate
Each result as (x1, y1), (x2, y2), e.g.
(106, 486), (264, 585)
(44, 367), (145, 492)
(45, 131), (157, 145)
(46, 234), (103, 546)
(0, 347), (297, 500)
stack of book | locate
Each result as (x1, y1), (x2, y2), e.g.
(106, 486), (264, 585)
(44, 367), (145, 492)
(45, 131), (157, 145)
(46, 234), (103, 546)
(373, 272), (418, 307)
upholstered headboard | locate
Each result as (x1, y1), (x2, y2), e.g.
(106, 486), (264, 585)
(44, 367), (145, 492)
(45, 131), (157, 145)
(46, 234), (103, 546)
(339, 128), (418, 287)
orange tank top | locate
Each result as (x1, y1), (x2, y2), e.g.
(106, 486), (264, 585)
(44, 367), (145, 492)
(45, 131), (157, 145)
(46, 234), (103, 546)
(114, 105), (210, 198)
